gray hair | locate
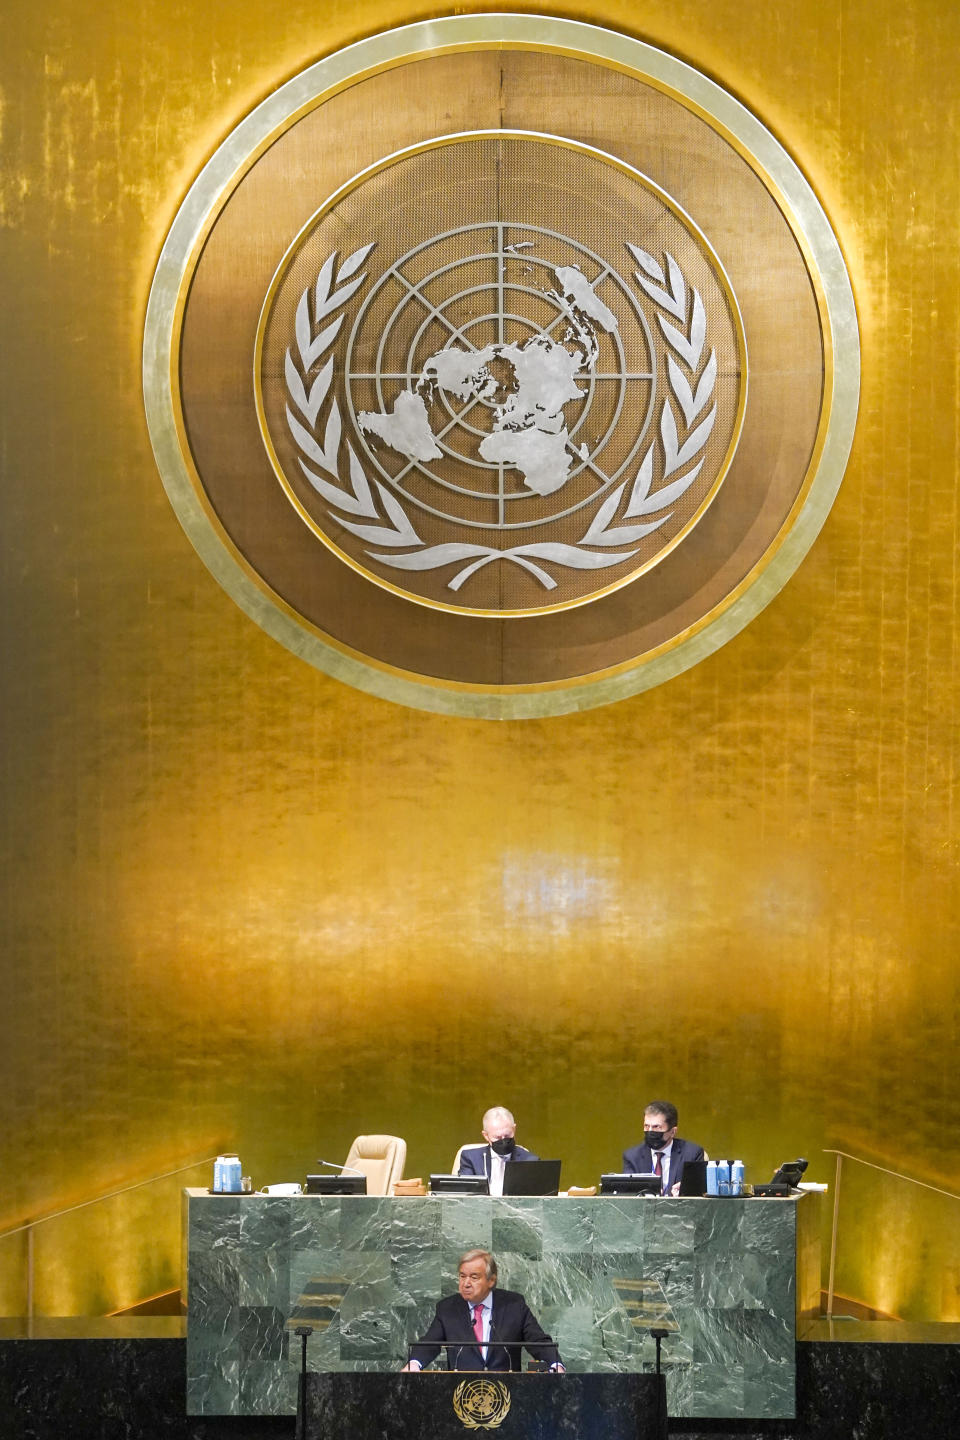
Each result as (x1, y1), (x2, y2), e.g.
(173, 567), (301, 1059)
(482, 1106), (515, 1130)
(459, 1249), (498, 1282)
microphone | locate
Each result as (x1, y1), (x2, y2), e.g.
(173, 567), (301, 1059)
(487, 1339), (559, 1372)
(406, 1338), (560, 1372)
(317, 1159), (365, 1177)
(405, 1340), (467, 1371)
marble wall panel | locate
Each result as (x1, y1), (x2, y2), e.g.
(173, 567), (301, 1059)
(185, 1192), (803, 1419)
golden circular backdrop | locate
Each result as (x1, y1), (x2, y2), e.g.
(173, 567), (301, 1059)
(144, 16), (859, 717)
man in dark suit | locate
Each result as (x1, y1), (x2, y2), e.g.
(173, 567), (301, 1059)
(403, 1249), (563, 1372)
(622, 1100), (705, 1196)
(458, 1106), (539, 1194)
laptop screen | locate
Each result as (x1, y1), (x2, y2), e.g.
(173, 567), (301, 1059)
(501, 1159), (562, 1196)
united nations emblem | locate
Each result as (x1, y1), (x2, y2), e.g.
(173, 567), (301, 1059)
(255, 133), (744, 616)
(144, 16), (858, 716)
(452, 1377), (512, 1429)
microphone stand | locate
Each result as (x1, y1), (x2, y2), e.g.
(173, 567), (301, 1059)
(317, 1159), (366, 1176)
(649, 1328), (668, 1440)
(294, 1325), (313, 1440)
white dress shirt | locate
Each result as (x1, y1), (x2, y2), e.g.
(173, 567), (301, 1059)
(488, 1149), (507, 1196)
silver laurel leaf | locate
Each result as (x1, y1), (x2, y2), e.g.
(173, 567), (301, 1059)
(323, 400), (342, 473)
(666, 255), (686, 319)
(297, 457), (371, 517)
(285, 348), (331, 428)
(659, 314), (695, 368)
(512, 542), (640, 568)
(634, 273), (684, 319)
(338, 516), (418, 546)
(626, 244), (665, 284)
(659, 291), (706, 368)
(300, 316), (344, 373)
(585, 517), (670, 545)
(692, 350), (718, 416)
(372, 542), (494, 571)
(667, 354), (695, 429)
(313, 254), (336, 312)
(336, 243), (376, 283)
(580, 482), (628, 544)
(285, 348), (312, 424)
(316, 272), (367, 325)
(636, 463), (705, 515)
(624, 447), (655, 517)
(373, 481), (421, 545)
(295, 289), (313, 368)
(672, 405), (716, 472)
(688, 290), (706, 365)
(346, 444), (377, 519)
(668, 350), (717, 427)
(660, 401), (680, 476)
(286, 404), (337, 477)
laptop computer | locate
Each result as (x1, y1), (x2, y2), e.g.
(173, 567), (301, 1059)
(679, 1159), (708, 1196)
(501, 1159), (562, 1196)
(429, 1174), (490, 1195)
(599, 1172), (661, 1196)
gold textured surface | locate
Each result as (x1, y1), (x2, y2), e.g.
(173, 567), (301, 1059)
(0, 0), (958, 1322)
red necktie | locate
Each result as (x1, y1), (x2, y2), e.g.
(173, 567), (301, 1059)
(473, 1304), (484, 1346)
(654, 1153), (663, 1187)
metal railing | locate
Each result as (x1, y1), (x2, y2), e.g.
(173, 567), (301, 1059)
(0, 1155), (219, 1332)
(824, 1148), (960, 1320)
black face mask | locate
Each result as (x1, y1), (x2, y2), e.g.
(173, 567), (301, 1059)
(645, 1130), (669, 1150)
(491, 1136), (516, 1157)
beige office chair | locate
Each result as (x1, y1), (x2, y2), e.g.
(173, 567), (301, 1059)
(343, 1134), (407, 1196)
(451, 1144), (470, 1174)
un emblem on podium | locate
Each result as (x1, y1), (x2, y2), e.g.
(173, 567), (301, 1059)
(452, 1377), (512, 1429)
(145, 17), (858, 716)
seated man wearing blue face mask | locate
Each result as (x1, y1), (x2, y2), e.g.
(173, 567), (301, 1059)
(622, 1100), (705, 1196)
(458, 1107), (539, 1195)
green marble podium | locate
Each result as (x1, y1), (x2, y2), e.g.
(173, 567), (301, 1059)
(182, 1190), (820, 1420)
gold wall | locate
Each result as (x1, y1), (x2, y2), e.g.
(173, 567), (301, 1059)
(1, 1), (958, 1320)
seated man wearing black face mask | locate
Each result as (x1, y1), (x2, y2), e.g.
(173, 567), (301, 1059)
(622, 1100), (705, 1196)
(458, 1107), (539, 1194)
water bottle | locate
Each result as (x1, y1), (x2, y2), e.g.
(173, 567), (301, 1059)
(214, 1153), (242, 1193)
(731, 1160), (744, 1197)
(706, 1160), (718, 1196)
(716, 1159), (730, 1197)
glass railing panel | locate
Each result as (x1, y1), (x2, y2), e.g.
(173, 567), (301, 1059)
(0, 1228), (30, 1319)
(0, 1157), (215, 1320)
(825, 1150), (960, 1323)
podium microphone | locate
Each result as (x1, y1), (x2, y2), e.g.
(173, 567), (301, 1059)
(317, 1159), (365, 1177)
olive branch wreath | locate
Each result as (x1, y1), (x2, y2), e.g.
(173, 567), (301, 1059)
(453, 1378), (512, 1429)
(283, 243), (717, 593)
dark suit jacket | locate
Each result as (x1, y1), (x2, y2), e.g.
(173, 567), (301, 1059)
(458, 1143), (539, 1178)
(621, 1136), (705, 1193)
(410, 1288), (560, 1371)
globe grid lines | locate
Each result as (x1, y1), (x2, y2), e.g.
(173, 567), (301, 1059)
(342, 221), (657, 532)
